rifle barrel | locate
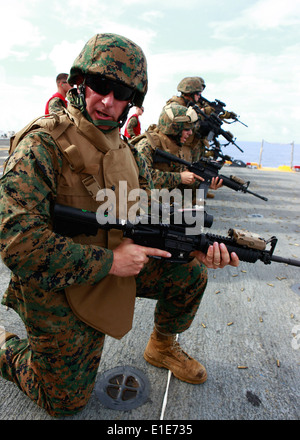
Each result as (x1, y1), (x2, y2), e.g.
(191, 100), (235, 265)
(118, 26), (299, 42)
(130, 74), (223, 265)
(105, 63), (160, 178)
(245, 189), (268, 201)
(232, 142), (244, 153)
(271, 255), (300, 267)
(203, 109), (244, 152)
(217, 174), (268, 202)
(237, 119), (248, 128)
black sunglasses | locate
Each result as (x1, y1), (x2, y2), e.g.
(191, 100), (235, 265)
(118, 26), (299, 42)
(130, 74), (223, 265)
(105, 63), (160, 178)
(85, 75), (135, 101)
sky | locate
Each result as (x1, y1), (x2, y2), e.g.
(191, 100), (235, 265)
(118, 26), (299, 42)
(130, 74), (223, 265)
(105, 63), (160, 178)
(1, 0), (300, 150)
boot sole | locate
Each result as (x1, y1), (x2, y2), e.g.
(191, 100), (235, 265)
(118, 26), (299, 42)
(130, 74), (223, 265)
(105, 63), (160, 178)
(143, 352), (207, 384)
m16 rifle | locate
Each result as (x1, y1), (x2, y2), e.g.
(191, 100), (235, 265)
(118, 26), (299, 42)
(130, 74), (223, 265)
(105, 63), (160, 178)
(53, 204), (300, 267)
(153, 148), (268, 201)
(203, 137), (232, 163)
(200, 96), (248, 127)
(189, 103), (244, 153)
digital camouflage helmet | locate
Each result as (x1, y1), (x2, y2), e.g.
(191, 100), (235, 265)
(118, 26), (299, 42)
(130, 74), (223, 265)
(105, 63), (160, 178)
(68, 33), (148, 129)
(158, 103), (198, 136)
(197, 77), (206, 91)
(177, 77), (205, 94)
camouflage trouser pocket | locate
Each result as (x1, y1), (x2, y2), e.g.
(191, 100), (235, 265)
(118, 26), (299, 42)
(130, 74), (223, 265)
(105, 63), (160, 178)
(29, 333), (72, 410)
(28, 326), (105, 416)
(137, 257), (208, 333)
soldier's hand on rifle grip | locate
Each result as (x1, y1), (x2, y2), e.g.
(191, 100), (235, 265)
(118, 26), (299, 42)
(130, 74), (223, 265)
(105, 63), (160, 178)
(109, 238), (171, 277)
(180, 171), (204, 185)
(209, 176), (223, 190)
(191, 242), (239, 269)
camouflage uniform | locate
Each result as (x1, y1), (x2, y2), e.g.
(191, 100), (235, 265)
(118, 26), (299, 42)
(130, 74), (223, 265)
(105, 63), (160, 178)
(126, 115), (138, 136)
(171, 77), (238, 159)
(0, 34), (207, 417)
(48, 96), (67, 114)
(135, 127), (182, 191)
(167, 77), (210, 159)
(124, 114), (140, 138)
(135, 104), (200, 194)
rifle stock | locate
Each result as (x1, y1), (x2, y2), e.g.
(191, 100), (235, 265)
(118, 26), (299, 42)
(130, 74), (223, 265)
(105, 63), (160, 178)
(53, 204), (300, 267)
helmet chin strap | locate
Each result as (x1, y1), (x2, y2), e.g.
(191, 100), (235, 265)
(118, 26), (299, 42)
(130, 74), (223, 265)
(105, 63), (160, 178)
(78, 84), (133, 132)
(118, 101), (134, 128)
(92, 119), (119, 129)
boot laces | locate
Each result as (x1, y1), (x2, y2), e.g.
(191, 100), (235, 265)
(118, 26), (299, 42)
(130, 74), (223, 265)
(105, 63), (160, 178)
(171, 338), (191, 360)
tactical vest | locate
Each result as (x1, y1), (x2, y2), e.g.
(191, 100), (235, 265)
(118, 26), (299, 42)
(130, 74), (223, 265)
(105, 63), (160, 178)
(137, 126), (193, 172)
(166, 95), (202, 151)
(8, 107), (140, 339)
(166, 95), (187, 107)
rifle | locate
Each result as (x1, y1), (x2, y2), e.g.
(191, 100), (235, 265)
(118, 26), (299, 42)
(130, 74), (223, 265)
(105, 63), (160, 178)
(53, 203), (300, 267)
(200, 96), (248, 127)
(189, 103), (244, 153)
(203, 136), (233, 164)
(153, 148), (268, 201)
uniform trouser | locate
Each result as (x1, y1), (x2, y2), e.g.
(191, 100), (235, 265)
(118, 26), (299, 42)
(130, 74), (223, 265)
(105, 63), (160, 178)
(0, 258), (207, 417)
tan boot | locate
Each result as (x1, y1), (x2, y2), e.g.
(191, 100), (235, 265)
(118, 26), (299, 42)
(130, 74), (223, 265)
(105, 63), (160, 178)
(0, 326), (17, 349)
(206, 192), (215, 198)
(144, 327), (207, 384)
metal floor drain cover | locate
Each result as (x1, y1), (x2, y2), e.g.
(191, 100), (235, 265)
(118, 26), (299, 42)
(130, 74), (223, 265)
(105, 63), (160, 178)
(95, 366), (150, 411)
(291, 283), (300, 296)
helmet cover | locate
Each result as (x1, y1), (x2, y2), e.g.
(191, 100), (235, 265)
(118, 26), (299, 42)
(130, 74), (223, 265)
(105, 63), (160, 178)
(177, 77), (204, 94)
(68, 33), (148, 107)
(158, 103), (197, 136)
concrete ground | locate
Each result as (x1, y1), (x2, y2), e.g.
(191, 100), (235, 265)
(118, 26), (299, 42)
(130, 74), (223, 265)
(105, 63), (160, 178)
(0, 141), (299, 421)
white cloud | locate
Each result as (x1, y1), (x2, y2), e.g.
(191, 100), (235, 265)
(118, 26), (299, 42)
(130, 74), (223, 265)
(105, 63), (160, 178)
(141, 39), (300, 142)
(141, 10), (164, 23)
(0, 18), (43, 59)
(210, 0), (300, 38)
(0, 0), (299, 145)
(48, 40), (86, 72)
(0, 82), (41, 132)
(53, 0), (114, 27)
(101, 0), (199, 6)
(0, 0), (44, 59)
(246, 0), (300, 29)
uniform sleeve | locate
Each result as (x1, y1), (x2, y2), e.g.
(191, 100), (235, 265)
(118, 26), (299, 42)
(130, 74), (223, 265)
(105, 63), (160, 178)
(48, 97), (67, 114)
(126, 116), (138, 138)
(136, 138), (182, 190)
(129, 144), (154, 196)
(0, 131), (113, 292)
